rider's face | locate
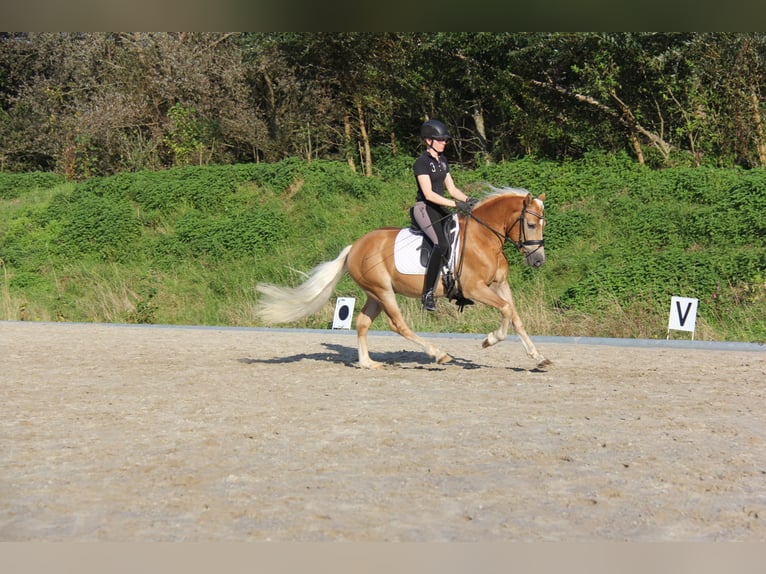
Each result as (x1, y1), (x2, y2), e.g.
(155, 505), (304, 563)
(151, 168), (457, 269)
(428, 138), (447, 151)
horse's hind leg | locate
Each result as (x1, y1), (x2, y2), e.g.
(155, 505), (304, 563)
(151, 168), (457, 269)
(356, 296), (384, 369)
(356, 294), (451, 367)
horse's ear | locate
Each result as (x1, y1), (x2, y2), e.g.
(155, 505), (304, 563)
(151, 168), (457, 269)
(538, 193), (546, 202)
(524, 193), (533, 206)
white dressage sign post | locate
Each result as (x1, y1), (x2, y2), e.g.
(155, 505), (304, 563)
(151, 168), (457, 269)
(332, 297), (355, 330)
(667, 296), (699, 340)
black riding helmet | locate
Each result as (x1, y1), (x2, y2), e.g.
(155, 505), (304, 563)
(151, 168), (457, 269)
(420, 119), (451, 141)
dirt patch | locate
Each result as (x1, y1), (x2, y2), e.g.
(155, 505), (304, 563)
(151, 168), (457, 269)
(1, 321), (764, 541)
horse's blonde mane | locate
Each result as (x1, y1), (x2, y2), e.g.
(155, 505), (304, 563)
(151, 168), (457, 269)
(477, 185), (530, 203)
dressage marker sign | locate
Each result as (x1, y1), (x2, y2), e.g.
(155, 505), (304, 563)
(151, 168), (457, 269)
(667, 296), (699, 339)
(332, 297), (355, 329)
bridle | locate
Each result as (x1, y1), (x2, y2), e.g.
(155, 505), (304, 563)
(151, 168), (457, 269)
(465, 204), (545, 258)
(446, 200), (544, 305)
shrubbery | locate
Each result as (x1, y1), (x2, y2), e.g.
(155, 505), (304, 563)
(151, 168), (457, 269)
(170, 204), (287, 259)
(1, 155), (764, 340)
(0, 172), (65, 200)
(57, 192), (141, 260)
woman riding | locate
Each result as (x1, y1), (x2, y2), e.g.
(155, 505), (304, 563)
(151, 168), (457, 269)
(411, 119), (474, 311)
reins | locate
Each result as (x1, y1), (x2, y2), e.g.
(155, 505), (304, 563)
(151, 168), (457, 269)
(415, 199), (545, 309)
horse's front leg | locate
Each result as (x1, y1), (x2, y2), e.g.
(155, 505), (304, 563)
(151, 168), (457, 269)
(478, 282), (551, 368)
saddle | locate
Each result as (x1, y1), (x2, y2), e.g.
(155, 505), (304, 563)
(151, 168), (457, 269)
(407, 208), (474, 311)
(408, 207), (457, 267)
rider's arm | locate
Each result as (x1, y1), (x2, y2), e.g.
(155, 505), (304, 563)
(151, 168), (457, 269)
(444, 173), (469, 203)
(417, 174), (458, 208)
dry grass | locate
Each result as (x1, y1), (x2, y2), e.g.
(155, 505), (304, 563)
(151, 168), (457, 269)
(3, 255), (759, 343)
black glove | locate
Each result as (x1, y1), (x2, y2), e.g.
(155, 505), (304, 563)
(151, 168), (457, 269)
(455, 198), (476, 215)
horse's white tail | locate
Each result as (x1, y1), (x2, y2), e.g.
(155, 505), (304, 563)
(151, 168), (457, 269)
(255, 245), (353, 325)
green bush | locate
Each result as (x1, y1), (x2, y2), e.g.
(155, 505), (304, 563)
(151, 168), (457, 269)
(301, 160), (383, 200)
(373, 152), (415, 181)
(55, 191), (141, 260)
(170, 203), (287, 260)
(72, 165), (267, 213)
(0, 172), (66, 199)
(248, 157), (306, 192)
(2, 156), (764, 340)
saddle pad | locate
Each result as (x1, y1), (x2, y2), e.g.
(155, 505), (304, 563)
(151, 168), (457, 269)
(394, 216), (460, 275)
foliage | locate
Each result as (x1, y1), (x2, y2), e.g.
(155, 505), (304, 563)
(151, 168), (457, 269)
(163, 103), (212, 166)
(0, 171), (65, 199)
(168, 204), (287, 260)
(1, 156), (764, 342)
(4, 33), (766, 176)
(54, 191), (141, 260)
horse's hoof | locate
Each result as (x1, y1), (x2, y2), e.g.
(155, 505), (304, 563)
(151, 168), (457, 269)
(359, 360), (383, 369)
(437, 354), (453, 364)
(535, 358), (551, 369)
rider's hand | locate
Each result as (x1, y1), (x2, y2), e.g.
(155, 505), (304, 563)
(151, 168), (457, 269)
(455, 198), (476, 215)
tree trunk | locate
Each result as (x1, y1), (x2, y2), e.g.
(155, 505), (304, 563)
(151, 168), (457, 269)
(304, 123), (312, 163)
(629, 131), (645, 165)
(752, 89), (766, 166)
(344, 112), (356, 173)
(472, 106), (491, 166)
(356, 97), (372, 176)
(610, 90), (670, 164)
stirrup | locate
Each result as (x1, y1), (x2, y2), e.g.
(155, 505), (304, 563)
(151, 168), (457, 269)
(422, 290), (437, 312)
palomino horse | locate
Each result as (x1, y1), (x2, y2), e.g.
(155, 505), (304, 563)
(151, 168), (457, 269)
(255, 187), (550, 369)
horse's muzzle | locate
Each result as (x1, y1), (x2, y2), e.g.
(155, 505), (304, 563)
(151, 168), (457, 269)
(524, 246), (546, 268)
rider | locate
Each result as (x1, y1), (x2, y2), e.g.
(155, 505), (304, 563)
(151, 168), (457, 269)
(412, 119), (474, 312)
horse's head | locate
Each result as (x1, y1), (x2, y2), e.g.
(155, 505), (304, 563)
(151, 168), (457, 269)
(517, 192), (546, 268)
(471, 188), (546, 268)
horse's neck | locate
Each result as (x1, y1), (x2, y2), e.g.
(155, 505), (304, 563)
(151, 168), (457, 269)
(473, 200), (521, 242)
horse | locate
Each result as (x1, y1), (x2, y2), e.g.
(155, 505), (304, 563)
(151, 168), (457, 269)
(255, 187), (550, 369)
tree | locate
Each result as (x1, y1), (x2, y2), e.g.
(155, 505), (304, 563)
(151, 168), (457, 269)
(0, 33), (265, 175)
(241, 32), (422, 175)
(690, 33), (766, 167)
(3, 33), (766, 174)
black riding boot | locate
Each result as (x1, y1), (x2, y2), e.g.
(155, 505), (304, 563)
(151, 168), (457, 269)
(422, 249), (443, 312)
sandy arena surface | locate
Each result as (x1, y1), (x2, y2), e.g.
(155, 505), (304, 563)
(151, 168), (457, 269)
(1, 320), (764, 541)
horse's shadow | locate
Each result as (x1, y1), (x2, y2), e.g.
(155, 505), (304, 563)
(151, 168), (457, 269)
(239, 342), (531, 371)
